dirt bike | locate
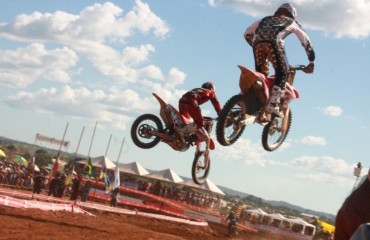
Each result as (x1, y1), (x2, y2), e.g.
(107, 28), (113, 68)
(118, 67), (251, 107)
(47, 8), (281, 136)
(130, 93), (217, 185)
(216, 65), (307, 151)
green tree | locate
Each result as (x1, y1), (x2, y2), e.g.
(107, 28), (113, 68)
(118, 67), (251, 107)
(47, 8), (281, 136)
(34, 149), (52, 167)
(6, 144), (16, 152)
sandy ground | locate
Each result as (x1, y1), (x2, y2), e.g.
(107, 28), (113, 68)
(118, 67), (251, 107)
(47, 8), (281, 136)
(0, 202), (297, 240)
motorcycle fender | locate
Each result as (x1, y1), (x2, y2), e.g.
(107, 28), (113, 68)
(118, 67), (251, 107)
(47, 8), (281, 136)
(152, 93), (167, 108)
(285, 85), (299, 99)
(238, 65), (264, 95)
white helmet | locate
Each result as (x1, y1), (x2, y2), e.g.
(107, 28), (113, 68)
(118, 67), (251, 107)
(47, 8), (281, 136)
(276, 3), (297, 19)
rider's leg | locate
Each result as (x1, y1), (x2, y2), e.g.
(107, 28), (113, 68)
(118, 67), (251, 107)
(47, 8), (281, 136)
(265, 48), (289, 117)
(265, 85), (285, 116)
(195, 127), (210, 150)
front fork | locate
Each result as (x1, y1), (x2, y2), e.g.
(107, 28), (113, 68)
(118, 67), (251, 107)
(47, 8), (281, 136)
(281, 108), (290, 133)
(195, 142), (210, 169)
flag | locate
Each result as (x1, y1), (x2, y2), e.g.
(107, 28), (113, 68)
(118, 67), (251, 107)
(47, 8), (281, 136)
(112, 163), (120, 190)
(47, 158), (59, 188)
(65, 157), (77, 185)
(83, 157), (94, 178)
(100, 164), (111, 193)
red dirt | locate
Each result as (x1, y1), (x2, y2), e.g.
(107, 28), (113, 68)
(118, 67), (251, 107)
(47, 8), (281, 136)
(0, 204), (296, 240)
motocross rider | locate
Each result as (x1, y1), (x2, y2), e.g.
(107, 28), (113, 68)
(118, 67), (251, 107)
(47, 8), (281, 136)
(225, 210), (238, 236)
(179, 82), (221, 152)
(244, 3), (315, 116)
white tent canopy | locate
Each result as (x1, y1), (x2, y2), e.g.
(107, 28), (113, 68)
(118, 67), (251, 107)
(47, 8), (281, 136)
(118, 162), (149, 176)
(245, 208), (268, 216)
(90, 156), (116, 169)
(145, 168), (184, 183)
(202, 179), (225, 196)
(181, 179), (225, 196)
(288, 217), (316, 228)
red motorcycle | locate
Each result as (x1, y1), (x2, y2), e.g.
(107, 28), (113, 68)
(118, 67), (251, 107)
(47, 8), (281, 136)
(216, 65), (307, 151)
(130, 93), (216, 184)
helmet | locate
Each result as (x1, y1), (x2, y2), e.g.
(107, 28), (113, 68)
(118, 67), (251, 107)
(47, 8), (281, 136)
(201, 81), (215, 91)
(276, 3), (297, 19)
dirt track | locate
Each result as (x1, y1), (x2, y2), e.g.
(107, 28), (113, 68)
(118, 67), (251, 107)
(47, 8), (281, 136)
(0, 203), (297, 240)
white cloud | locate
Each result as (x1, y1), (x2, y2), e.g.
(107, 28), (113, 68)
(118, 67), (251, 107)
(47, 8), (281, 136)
(0, 1), (170, 86)
(3, 85), (154, 129)
(215, 138), (268, 166)
(323, 106), (343, 117)
(301, 136), (327, 146)
(290, 155), (354, 176)
(210, 0), (370, 38)
(294, 172), (353, 187)
(0, 43), (77, 88)
(0, 1), (183, 129)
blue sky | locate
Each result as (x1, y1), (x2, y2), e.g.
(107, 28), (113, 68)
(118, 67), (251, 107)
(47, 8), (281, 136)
(0, 0), (369, 215)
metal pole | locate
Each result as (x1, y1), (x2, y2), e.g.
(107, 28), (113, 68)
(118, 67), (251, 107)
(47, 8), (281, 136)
(87, 121), (98, 157)
(105, 134), (112, 157)
(116, 137), (125, 164)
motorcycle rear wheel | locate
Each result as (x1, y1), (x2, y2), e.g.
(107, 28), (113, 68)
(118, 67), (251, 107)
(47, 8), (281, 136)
(191, 150), (211, 185)
(216, 94), (248, 146)
(131, 114), (163, 149)
(261, 109), (292, 151)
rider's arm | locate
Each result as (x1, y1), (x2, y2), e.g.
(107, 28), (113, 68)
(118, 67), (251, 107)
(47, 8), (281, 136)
(243, 20), (261, 46)
(210, 95), (222, 115)
(288, 21), (315, 62)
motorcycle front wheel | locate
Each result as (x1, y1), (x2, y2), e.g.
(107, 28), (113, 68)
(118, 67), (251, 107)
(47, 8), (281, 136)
(191, 150), (211, 185)
(216, 94), (248, 146)
(130, 114), (163, 149)
(261, 109), (292, 151)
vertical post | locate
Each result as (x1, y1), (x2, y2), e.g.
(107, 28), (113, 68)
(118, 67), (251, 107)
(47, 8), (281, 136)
(66, 126), (85, 185)
(116, 137), (125, 163)
(87, 122), (98, 157)
(48, 123), (69, 187)
(105, 134), (112, 157)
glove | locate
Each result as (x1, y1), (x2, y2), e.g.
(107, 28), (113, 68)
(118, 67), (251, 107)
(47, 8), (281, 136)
(303, 62), (314, 74)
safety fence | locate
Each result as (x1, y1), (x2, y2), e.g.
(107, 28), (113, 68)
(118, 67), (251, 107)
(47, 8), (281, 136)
(0, 187), (208, 226)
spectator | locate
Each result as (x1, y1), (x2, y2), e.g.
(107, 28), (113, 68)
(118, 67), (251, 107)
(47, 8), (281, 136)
(33, 172), (45, 194)
(110, 187), (120, 207)
(80, 181), (91, 202)
(334, 169), (370, 240)
(48, 172), (60, 197)
(70, 174), (83, 201)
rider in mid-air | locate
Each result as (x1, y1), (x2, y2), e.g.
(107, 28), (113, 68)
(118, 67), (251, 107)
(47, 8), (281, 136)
(244, 3), (315, 116)
(179, 82), (221, 153)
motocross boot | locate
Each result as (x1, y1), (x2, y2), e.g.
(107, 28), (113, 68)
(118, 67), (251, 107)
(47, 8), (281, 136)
(265, 86), (285, 117)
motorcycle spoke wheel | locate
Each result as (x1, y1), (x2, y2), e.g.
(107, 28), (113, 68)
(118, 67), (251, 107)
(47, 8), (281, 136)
(191, 149), (211, 185)
(216, 95), (248, 146)
(261, 109), (292, 151)
(130, 114), (163, 149)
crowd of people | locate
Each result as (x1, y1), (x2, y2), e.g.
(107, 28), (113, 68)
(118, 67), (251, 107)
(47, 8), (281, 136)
(0, 160), (36, 189)
(0, 158), (92, 203)
(122, 177), (221, 209)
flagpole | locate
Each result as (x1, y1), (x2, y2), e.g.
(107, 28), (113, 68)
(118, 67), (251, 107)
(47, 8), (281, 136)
(48, 123), (69, 187)
(66, 126), (85, 186)
(74, 126), (85, 160)
(86, 121), (98, 195)
(112, 137), (125, 191)
(116, 137), (125, 164)
(86, 122), (103, 197)
(105, 134), (112, 157)
(87, 121), (98, 157)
